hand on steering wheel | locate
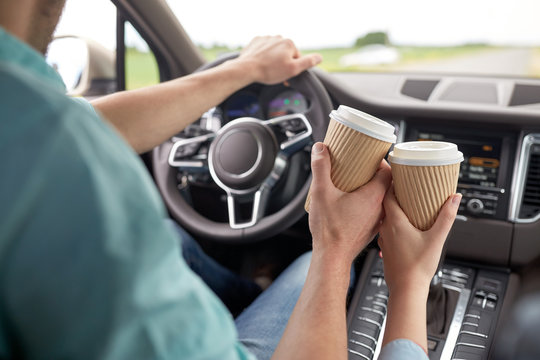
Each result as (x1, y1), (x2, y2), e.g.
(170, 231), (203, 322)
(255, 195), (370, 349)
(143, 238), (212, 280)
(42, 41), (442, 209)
(153, 54), (332, 243)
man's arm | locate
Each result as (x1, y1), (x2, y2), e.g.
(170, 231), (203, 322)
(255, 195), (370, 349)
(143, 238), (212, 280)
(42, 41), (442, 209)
(271, 143), (392, 360)
(91, 36), (322, 153)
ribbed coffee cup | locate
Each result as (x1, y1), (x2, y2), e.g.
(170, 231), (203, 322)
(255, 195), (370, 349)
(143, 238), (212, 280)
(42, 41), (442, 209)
(305, 105), (396, 212)
(388, 141), (464, 230)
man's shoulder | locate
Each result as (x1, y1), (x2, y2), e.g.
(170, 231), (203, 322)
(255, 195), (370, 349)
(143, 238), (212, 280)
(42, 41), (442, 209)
(0, 62), (93, 144)
(0, 61), (68, 110)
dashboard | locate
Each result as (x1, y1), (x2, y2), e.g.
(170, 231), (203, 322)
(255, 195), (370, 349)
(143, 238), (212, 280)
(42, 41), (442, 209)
(316, 71), (540, 269)
(403, 123), (516, 222)
(221, 85), (309, 122)
(319, 73), (540, 360)
(163, 70), (540, 359)
(169, 70), (540, 268)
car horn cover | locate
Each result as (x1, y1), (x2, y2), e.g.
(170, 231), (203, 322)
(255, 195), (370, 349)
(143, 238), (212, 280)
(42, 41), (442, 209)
(210, 120), (278, 191)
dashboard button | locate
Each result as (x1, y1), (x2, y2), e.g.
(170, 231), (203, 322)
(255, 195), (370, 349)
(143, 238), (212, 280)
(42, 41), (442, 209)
(467, 198), (485, 214)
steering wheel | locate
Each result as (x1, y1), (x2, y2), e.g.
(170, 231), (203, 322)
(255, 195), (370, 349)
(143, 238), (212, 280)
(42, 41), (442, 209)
(152, 54), (332, 243)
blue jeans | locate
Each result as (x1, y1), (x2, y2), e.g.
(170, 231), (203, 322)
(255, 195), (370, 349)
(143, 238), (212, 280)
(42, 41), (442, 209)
(171, 221), (311, 360)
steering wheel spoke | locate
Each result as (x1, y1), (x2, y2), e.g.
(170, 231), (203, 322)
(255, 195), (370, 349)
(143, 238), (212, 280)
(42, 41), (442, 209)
(168, 133), (215, 172)
(264, 113), (313, 156)
(226, 186), (270, 229)
(225, 152), (288, 229)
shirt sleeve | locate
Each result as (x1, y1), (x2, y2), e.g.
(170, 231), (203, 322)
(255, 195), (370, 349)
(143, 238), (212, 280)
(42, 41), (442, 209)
(378, 339), (429, 360)
(0, 95), (254, 360)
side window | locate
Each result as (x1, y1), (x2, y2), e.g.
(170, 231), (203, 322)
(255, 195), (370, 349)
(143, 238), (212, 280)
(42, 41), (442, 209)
(124, 22), (160, 90)
(52, 0), (160, 96)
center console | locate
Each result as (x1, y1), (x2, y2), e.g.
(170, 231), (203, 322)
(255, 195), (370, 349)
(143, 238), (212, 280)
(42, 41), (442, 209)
(347, 250), (509, 360)
(405, 125), (516, 222)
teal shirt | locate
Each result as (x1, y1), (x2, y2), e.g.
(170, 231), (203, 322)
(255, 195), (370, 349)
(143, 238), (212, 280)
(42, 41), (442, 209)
(0, 28), (254, 359)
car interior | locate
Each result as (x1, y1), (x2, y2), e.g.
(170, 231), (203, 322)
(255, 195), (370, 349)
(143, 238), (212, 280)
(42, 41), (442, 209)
(49, 0), (540, 359)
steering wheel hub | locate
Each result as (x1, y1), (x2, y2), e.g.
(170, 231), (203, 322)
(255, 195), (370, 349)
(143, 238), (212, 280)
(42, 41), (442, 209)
(209, 119), (278, 191)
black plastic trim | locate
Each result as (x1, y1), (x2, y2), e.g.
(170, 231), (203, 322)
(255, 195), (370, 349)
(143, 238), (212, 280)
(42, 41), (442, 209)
(401, 79), (440, 101)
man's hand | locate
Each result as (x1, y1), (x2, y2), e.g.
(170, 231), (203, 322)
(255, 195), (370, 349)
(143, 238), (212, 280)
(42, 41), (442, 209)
(93, 35), (322, 154)
(272, 143), (390, 360)
(308, 142), (392, 265)
(239, 35), (322, 85)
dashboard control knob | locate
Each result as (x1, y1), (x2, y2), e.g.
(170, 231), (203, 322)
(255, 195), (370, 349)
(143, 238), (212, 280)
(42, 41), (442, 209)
(467, 198), (484, 215)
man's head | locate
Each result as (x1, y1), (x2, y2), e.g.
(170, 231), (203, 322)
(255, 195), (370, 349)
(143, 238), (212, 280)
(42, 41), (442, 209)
(0, 0), (67, 54)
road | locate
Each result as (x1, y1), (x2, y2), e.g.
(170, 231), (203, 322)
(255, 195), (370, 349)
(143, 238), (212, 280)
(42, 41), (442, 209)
(397, 48), (534, 77)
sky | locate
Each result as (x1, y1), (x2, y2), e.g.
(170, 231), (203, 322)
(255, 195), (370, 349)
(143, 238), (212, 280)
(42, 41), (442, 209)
(55, 0), (540, 51)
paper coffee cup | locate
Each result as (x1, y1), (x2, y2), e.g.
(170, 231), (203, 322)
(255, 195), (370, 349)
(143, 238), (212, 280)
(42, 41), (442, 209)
(305, 105), (396, 212)
(388, 141), (464, 231)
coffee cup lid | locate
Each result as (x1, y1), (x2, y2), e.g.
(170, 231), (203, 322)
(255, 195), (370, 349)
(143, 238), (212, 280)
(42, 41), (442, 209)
(388, 141), (464, 166)
(330, 105), (396, 143)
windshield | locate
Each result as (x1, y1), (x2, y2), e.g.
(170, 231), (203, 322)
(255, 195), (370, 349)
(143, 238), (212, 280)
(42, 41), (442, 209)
(167, 0), (540, 78)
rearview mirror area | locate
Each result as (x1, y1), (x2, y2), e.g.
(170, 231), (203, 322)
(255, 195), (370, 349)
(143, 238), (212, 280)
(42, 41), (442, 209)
(46, 36), (116, 97)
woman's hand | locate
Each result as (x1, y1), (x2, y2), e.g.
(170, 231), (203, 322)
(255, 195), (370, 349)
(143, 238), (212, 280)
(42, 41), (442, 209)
(379, 185), (461, 352)
(379, 185), (461, 295)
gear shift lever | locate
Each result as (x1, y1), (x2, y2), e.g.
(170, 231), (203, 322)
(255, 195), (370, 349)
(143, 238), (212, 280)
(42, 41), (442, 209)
(426, 233), (459, 338)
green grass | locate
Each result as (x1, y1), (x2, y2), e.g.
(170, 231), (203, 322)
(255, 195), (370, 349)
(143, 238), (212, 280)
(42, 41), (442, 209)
(198, 44), (492, 73)
(123, 45), (539, 89)
(125, 47), (160, 90)
(303, 45), (492, 72)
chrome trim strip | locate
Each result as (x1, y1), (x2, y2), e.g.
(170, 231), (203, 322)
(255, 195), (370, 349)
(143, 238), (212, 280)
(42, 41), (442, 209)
(455, 342), (486, 349)
(372, 301), (387, 310)
(373, 315), (387, 359)
(168, 133), (215, 168)
(397, 120), (406, 144)
(348, 349), (370, 360)
(440, 288), (472, 360)
(352, 330), (378, 344)
(357, 316), (382, 329)
(442, 269), (470, 279)
(226, 189), (262, 230)
(349, 339), (375, 354)
(509, 133), (540, 223)
(459, 330), (488, 339)
(508, 130), (526, 221)
(361, 307), (385, 317)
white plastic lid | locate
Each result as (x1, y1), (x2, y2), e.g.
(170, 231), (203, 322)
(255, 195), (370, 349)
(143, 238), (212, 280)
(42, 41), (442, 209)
(388, 141), (464, 166)
(330, 105), (396, 143)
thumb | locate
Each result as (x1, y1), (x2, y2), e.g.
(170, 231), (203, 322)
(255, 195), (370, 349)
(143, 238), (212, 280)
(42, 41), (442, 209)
(310, 142), (334, 193)
(428, 193), (462, 237)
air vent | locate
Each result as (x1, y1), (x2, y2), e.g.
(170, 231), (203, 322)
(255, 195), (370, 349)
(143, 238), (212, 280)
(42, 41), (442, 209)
(401, 79), (440, 101)
(514, 134), (540, 222)
(439, 82), (498, 104)
(509, 84), (540, 106)
(519, 152), (540, 219)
